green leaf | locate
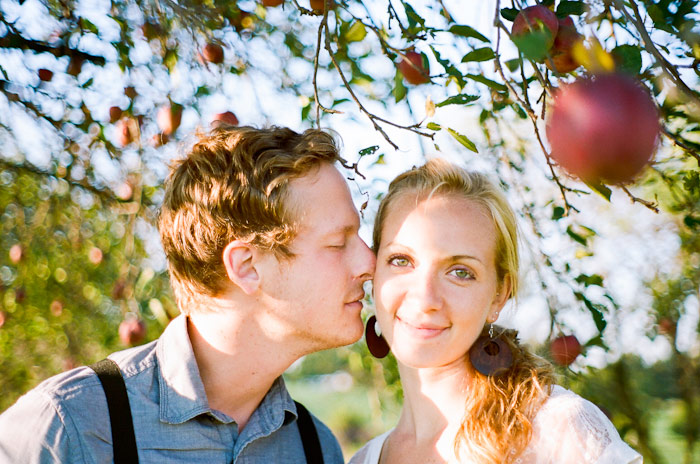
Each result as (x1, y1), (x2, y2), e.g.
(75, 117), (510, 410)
(612, 45), (642, 75)
(584, 180), (612, 201)
(500, 8), (519, 22)
(556, 1), (586, 17)
(79, 18), (99, 35)
(575, 292), (608, 333)
(448, 25), (489, 43)
(431, 46), (465, 87)
(402, 1), (425, 28)
(393, 70), (407, 103)
(436, 94), (479, 107)
(566, 225), (588, 246)
(552, 206), (566, 220)
(461, 47), (495, 63)
(426, 122), (442, 131)
(358, 145), (379, 157)
(575, 274), (604, 287)
(447, 128), (478, 153)
(345, 21), (367, 42)
(465, 74), (507, 92)
(504, 58), (521, 72)
(511, 29), (554, 61)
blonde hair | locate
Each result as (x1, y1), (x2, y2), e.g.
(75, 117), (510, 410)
(159, 125), (342, 313)
(372, 159), (555, 463)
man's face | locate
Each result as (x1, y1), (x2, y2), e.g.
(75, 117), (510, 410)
(256, 163), (375, 351)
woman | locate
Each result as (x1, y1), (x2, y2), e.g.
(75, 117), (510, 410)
(350, 160), (642, 464)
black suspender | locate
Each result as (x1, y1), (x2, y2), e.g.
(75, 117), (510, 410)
(294, 401), (325, 464)
(90, 359), (324, 464)
(89, 358), (139, 464)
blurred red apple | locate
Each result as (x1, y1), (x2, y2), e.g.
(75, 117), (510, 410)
(262, 0), (284, 6)
(201, 43), (224, 64)
(88, 247), (103, 264)
(511, 5), (559, 50)
(109, 106), (123, 124)
(116, 118), (140, 147)
(9, 244), (22, 263)
(38, 68), (54, 82)
(0, 311), (5, 328)
(550, 334), (582, 366)
(50, 300), (63, 317)
(546, 74), (660, 184)
(14, 287), (26, 304)
(658, 317), (675, 336)
(398, 50), (430, 85)
(157, 103), (183, 136)
(546, 17), (582, 74)
(310, 0), (334, 9)
(212, 111), (239, 127)
(119, 317), (147, 346)
(115, 182), (133, 201)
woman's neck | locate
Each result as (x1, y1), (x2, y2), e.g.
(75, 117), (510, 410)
(394, 359), (475, 450)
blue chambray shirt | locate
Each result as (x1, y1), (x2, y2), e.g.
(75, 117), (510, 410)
(0, 315), (344, 463)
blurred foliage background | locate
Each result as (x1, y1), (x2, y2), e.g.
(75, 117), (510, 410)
(1, 0), (699, 462)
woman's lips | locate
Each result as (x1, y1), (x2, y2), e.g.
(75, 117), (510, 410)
(396, 316), (447, 339)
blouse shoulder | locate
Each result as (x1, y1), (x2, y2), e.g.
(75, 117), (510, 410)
(518, 385), (643, 464)
(348, 430), (392, 464)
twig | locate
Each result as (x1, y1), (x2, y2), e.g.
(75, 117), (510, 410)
(662, 127), (700, 165)
(321, 18), (433, 149)
(620, 185), (659, 212)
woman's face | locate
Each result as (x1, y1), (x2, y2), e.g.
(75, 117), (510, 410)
(373, 193), (508, 369)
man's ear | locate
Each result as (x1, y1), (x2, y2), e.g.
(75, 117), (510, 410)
(222, 240), (260, 295)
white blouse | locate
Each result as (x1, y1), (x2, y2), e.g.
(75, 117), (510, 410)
(348, 385), (642, 464)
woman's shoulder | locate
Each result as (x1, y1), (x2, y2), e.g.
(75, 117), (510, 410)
(348, 430), (392, 464)
(524, 385), (642, 463)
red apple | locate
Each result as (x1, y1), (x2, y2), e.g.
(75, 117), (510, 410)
(88, 247), (103, 265)
(201, 43), (224, 64)
(511, 5), (559, 50)
(262, 0), (284, 6)
(398, 50), (430, 85)
(38, 68), (54, 82)
(546, 74), (660, 184)
(546, 17), (582, 74)
(0, 311), (5, 328)
(157, 103), (183, 136)
(9, 244), (22, 263)
(212, 111), (239, 127)
(550, 334), (582, 366)
(109, 106), (123, 124)
(50, 300), (63, 317)
(119, 317), (147, 346)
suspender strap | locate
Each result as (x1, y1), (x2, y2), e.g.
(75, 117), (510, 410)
(89, 358), (139, 464)
(294, 401), (324, 464)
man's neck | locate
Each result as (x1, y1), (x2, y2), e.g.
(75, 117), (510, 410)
(186, 301), (303, 430)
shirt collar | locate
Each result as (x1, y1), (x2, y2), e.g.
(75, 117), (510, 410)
(156, 314), (297, 427)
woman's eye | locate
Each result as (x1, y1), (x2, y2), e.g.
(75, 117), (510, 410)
(450, 268), (474, 280)
(388, 256), (410, 267)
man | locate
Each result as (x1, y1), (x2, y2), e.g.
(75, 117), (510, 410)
(0, 126), (375, 462)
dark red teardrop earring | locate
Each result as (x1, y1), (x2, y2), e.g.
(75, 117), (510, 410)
(468, 324), (513, 377)
(365, 315), (390, 359)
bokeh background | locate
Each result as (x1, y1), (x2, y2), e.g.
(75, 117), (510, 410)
(1, 0), (698, 462)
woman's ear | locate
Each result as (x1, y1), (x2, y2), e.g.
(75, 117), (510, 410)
(488, 275), (512, 322)
(222, 240), (260, 295)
